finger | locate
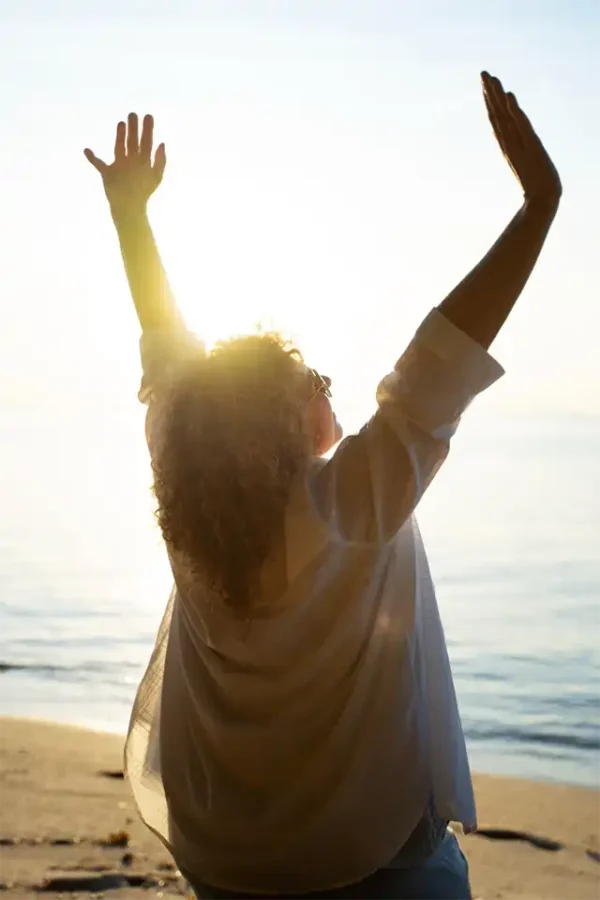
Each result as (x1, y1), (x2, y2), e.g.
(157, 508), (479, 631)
(488, 74), (508, 103)
(480, 71), (497, 97)
(482, 82), (501, 129)
(140, 114), (154, 162)
(153, 142), (167, 183)
(502, 90), (526, 148)
(482, 73), (504, 111)
(507, 93), (551, 171)
(481, 73), (505, 124)
(487, 77), (523, 151)
(482, 83), (508, 150)
(484, 98), (512, 169)
(114, 121), (126, 160)
(482, 87), (520, 181)
(127, 112), (139, 156)
(507, 92), (536, 139)
(490, 75), (505, 94)
(488, 76), (516, 130)
(83, 148), (109, 175)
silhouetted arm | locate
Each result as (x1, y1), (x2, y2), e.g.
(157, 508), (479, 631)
(85, 112), (184, 334)
(439, 200), (557, 350)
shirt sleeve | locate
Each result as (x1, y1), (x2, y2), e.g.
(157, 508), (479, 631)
(307, 308), (505, 544)
(138, 328), (207, 453)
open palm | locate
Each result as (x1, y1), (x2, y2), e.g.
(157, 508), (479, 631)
(84, 113), (166, 218)
(482, 72), (562, 208)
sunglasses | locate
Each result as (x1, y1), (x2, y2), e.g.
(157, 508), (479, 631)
(308, 368), (332, 399)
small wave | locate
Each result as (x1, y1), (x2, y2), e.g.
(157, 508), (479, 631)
(467, 724), (600, 752)
(0, 661), (117, 676)
(0, 661), (71, 674)
(0, 657), (140, 674)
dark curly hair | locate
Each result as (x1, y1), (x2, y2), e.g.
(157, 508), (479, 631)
(151, 332), (312, 615)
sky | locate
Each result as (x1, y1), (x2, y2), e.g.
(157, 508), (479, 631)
(0, 0), (598, 431)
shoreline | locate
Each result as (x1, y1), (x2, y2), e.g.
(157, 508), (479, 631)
(3, 710), (597, 792)
(1, 717), (599, 899)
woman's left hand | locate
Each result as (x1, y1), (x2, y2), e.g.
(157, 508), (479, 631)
(482, 71), (562, 211)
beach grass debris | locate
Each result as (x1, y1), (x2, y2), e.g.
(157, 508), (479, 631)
(97, 829), (130, 848)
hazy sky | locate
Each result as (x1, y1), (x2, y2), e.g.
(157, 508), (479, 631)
(1, 0), (598, 428)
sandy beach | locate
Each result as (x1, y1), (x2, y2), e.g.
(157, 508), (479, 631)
(0, 717), (598, 899)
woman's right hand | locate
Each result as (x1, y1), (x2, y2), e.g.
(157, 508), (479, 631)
(84, 113), (166, 220)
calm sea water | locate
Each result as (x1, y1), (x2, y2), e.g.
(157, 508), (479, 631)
(0, 402), (599, 787)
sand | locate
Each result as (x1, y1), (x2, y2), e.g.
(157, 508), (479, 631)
(0, 717), (598, 899)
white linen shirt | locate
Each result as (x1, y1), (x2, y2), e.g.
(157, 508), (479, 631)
(125, 308), (504, 894)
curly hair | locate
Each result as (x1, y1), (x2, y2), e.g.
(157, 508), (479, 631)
(151, 332), (312, 615)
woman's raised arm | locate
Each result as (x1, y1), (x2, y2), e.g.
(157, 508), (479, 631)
(85, 113), (185, 335)
(439, 71), (562, 348)
(311, 72), (561, 545)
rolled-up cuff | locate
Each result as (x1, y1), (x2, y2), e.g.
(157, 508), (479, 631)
(376, 309), (504, 438)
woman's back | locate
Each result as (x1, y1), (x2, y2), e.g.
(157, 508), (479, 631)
(136, 507), (427, 892)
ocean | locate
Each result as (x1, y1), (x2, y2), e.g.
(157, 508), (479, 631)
(1, 403), (599, 788)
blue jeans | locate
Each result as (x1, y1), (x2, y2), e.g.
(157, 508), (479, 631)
(187, 830), (471, 899)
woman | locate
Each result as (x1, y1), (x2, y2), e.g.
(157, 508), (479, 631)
(85, 72), (561, 899)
